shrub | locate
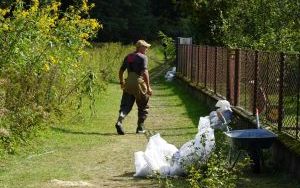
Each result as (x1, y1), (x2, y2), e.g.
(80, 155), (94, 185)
(0, 0), (101, 153)
(158, 31), (176, 63)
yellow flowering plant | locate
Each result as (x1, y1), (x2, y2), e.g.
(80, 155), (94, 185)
(0, 0), (101, 152)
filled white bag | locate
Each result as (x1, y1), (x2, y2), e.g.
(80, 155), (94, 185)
(165, 67), (176, 81)
(144, 133), (178, 175)
(176, 116), (215, 172)
(134, 133), (178, 177)
(133, 151), (152, 177)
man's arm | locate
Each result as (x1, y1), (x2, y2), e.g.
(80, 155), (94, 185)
(119, 69), (125, 89)
(142, 69), (152, 96)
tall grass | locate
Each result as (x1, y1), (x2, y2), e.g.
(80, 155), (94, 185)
(0, 42), (164, 156)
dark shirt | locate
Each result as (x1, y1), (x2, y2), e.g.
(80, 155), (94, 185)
(120, 52), (148, 76)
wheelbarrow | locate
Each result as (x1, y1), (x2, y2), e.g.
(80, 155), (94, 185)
(218, 109), (277, 173)
(224, 128), (277, 172)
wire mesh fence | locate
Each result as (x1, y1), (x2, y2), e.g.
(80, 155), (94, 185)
(176, 43), (300, 140)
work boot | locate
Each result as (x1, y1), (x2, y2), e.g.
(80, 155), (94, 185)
(115, 122), (125, 135)
(136, 124), (146, 134)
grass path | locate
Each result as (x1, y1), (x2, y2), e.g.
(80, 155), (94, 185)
(1, 61), (299, 188)
(0, 62), (209, 188)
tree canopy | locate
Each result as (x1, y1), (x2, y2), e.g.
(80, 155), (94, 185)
(1, 0), (298, 51)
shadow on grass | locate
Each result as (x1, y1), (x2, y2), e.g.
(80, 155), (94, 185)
(110, 172), (158, 186)
(151, 126), (196, 131)
(152, 74), (210, 127)
(160, 131), (197, 137)
(50, 126), (138, 136)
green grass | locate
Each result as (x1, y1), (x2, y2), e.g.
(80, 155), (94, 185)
(0, 43), (299, 188)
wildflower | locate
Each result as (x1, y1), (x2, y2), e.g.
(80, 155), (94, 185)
(2, 24), (9, 31)
(81, 0), (89, 12)
(49, 56), (58, 64)
(80, 33), (89, 39)
(90, 19), (101, 30)
(43, 64), (50, 72)
(0, 9), (9, 17)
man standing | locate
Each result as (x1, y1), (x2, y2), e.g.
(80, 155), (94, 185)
(115, 40), (152, 135)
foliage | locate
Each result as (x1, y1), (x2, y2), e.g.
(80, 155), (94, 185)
(180, 0), (299, 52)
(185, 130), (240, 188)
(150, 0), (183, 37)
(89, 0), (156, 43)
(221, 0), (299, 52)
(158, 31), (176, 63)
(0, 0), (101, 153)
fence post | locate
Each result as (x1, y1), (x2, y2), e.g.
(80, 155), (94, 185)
(204, 46), (208, 88)
(196, 46), (200, 85)
(175, 37), (179, 71)
(191, 45), (194, 82)
(278, 52), (285, 132)
(186, 45), (188, 78)
(253, 51), (259, 115)
(184, 45), (187, 77)
(227, 49), (235, 104)
(296, 54), (300, 139)
(214, 47), (218, 94)
(234, 49), (241, 106)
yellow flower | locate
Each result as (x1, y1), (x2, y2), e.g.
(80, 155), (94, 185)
(43, 64), (50, 72)
(90, 19), (101, 30)
(29, 0), (39, 13)
(51, 2), (61, 12)
(80, 33), (89, 39)
(2, 24), (9, 31)
(81, 0), (89, 12)
(0, 9), (9, 16)
(49, 56), (58, 64)
(20, 11), (29, 18)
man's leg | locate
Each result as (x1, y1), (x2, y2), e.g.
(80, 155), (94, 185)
(136, 94), (149, 133)
(115, 92), (135, 135)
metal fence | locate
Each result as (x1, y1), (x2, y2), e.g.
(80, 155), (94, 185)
(176, 44), (300, 140)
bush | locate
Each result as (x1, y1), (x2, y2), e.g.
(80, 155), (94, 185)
(0, 0), (101, 153)
(158, 31), (176, 63)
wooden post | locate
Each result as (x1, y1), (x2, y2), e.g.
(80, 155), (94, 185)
(227, 49), (235, 104)
(214, 47), (218, 94)
(297, 54), (300, 139)
(278, 52), (285, 132)
(234, 49), (241, 106)
(253, 51), (259, 115)
(205, 46), (208, 88)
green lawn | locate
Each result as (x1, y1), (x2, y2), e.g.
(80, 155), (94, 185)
(0, 44), (299, 188)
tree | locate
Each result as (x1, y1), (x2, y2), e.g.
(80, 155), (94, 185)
(89, 0), (156, 43)
(180, 0), (299, 52)
(222, 0), (299, 52)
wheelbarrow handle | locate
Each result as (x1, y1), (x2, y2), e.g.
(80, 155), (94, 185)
(217, 111), (231, 132)
(217, 111), (227, 124)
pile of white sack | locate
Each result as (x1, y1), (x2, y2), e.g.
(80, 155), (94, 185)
(133, 100), (233, 177)
(165, 67), (176, 81)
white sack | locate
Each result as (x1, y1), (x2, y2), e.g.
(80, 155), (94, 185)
(215, 100), (232, 112)
(144, 133), (178, 174)
(176, 116), (215, 171)
(165, 67), (176, 81)
(134, 133), (178, 177)
(133, 151), (152, 177)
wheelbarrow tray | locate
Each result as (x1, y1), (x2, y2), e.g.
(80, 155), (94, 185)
(225, 129), (277, 150)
